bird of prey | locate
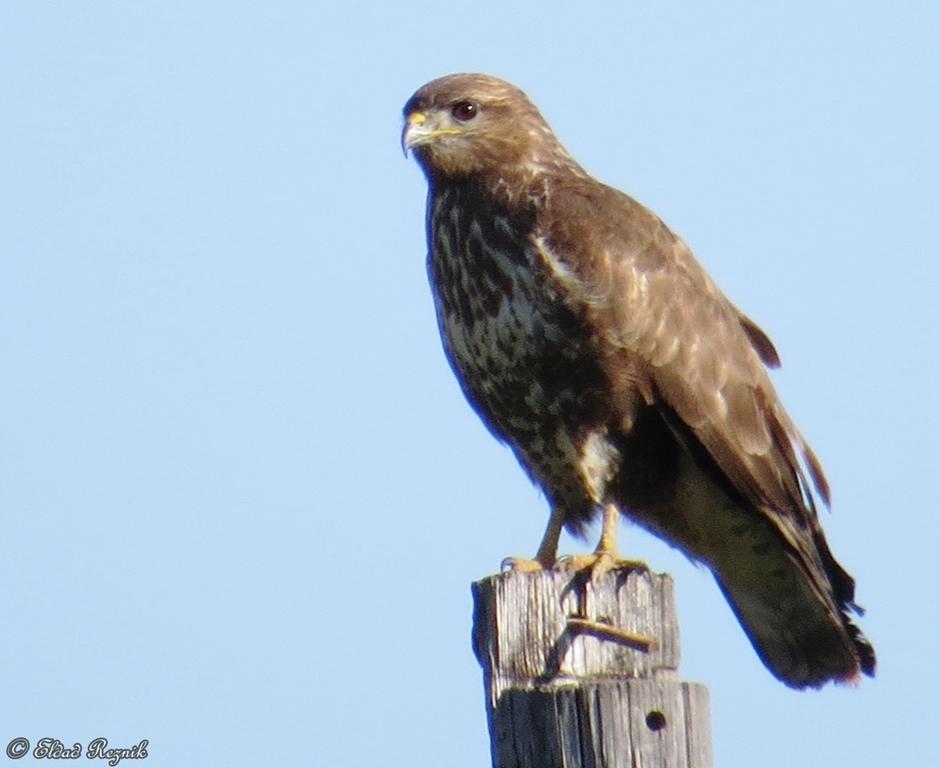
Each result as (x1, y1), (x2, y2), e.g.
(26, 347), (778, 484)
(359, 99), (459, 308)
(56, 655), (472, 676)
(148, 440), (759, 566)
(402, 73), (875, 689)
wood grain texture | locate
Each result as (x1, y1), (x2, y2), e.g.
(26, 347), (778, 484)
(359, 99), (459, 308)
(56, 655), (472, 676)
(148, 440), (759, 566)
(472, 567), (712, 768)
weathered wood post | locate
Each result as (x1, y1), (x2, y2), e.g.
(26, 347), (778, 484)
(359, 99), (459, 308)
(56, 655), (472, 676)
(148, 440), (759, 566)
(472, 567), (712, 768)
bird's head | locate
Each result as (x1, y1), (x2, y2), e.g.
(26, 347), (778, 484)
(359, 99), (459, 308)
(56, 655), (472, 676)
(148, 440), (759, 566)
(402, 73), (568, 181)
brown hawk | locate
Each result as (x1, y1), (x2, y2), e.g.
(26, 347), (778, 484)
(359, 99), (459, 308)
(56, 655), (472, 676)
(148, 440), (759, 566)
(402, 73), (875, 688)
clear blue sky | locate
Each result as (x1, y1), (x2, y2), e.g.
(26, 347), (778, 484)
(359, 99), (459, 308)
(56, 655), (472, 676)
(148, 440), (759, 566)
(1, 2), (936, 766)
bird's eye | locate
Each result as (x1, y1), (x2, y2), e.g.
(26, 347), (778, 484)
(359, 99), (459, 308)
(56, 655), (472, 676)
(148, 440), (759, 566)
(451, 100), (479, 122)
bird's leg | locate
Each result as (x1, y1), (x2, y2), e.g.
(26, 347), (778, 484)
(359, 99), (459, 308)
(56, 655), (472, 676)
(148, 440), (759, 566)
(534, 505), (565, 566)
(561, 503), (646, 578)
(595, 501), (620, 561)
(501, 506), (565, 572)
(561, 503), (654, 650)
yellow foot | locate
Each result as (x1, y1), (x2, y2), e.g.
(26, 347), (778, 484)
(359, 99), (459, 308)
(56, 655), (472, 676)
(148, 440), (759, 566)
(501, 553), (646, 576)
(557, 551), (647, 579)
(500, 555), (555, 572)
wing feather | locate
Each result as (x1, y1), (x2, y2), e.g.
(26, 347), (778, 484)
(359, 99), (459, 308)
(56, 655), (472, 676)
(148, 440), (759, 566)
(537, 179), (828, 531)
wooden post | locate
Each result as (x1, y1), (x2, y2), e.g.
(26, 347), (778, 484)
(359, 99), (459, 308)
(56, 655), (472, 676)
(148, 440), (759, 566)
(472, 567), (712, 768)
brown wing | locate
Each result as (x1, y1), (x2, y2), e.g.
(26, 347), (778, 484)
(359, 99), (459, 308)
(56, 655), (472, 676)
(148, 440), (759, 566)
(736, 308), (781, 369)
(536, 177), (829, 539)
(535, 177), (877, 687)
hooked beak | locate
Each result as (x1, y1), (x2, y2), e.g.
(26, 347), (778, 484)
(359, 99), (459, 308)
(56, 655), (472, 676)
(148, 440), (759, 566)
(401, 110), (461, 157)
(401, 111), (428, 157)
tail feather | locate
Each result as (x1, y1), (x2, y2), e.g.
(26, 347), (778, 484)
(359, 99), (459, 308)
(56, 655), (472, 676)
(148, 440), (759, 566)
(616, 431), (875, 688)
(714, 531), (875, 689)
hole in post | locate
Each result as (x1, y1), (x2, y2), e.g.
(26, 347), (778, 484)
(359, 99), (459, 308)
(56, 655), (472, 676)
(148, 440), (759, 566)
(645, 710), (667, 731)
